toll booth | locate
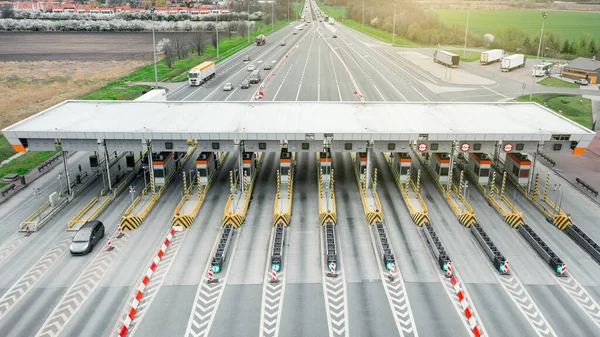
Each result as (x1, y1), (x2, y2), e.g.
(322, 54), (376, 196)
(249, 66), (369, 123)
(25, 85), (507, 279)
(89, 154), (99, 173)
(504, 153), (531, 186)
(126, 154), (135, 171)
(468, 153), (491, 185)
(280, 149), (292, 183)
(196, 152), (216, 185)
(357, 152), (367, 181)
(319, 148), (332, 175)
(392, 152), (411, 183)
(152, 152), (175, 186)
(242, 152), (257, 177)
(429, 152), (451, 184)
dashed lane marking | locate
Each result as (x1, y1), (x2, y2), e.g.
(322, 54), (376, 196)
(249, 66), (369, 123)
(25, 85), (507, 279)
(35, 231), (131, 337)
(295, 28), (317, 101)
(272, 63), (295, 101)
(328, 52), (343, 102)
(0, 234), (72, 321)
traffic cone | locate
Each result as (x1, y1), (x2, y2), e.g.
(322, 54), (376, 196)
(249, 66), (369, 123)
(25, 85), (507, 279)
(117, 227), (124, 239)
(25, 224), (31, 237)
(107, 237), (114, 251)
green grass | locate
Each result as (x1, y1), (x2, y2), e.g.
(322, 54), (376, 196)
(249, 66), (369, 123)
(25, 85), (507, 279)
(315, 0), (419, 47)
(447, 49), (480, 62)
(0, 135), (15, 163)
(435, 9), (600, 41)
(0, 150), (58, 180)
(516, 94), (593, 129)
(538, 77), (579, 89)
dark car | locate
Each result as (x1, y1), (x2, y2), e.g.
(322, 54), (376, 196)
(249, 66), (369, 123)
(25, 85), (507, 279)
(70, 220), (105, 255)
(240, 79), (250, 89)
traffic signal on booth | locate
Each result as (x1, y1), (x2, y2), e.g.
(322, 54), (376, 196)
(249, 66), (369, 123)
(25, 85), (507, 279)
(212, 264), (221, 273)
(385, 261), (395, 271)
(272, 263), (281, 272)
(442, 261), (449, 271)
(498, 262), (506, 273)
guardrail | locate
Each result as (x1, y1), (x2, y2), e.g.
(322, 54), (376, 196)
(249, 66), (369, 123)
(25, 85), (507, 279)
(68, 197), (98, 228)
(423, 221), (452, 272)
(518, 223), (567, 275)
(565, 224), (600, 264)
(537, 151), (556, 168)
(576, 177), (598, 197)
(471, 222), (509, 275)
(1, 183), (16, 197)
(38, 152), (62, 172)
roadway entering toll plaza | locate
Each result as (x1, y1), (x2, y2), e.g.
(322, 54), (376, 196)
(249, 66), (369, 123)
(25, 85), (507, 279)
(2, 1), (600, 337)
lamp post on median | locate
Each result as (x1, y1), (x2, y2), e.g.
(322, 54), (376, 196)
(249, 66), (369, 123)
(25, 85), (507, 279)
(392, 1), (396, 45)
(151, 7), (158, 89)
(247, 0), (251, 43)
(129, 186), (135, 205)
(530, 12), (548, 101)
(57, 173), (63, 195)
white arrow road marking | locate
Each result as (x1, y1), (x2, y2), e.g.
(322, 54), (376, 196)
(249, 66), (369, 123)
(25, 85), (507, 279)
(259, 226), (288, 337)
(555, 275), (600, 329)
(497, 274), (558, 337)
(184, 229), (240, 337)
(35, 231), (131, 337)
(0, 234), (72, 321)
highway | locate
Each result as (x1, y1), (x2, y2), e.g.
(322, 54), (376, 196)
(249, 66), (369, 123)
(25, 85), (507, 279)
(2, 1), (600, 337)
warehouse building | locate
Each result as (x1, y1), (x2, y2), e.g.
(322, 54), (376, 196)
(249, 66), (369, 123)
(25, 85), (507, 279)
(562, 56), (600, 84)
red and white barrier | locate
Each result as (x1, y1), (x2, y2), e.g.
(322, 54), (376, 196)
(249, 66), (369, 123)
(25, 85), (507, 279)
(559, 263), (566, 275)
(208, 268), (214, 282)
(271, 268), (277, 282)
(107, 237), (114, 251)
(329, 262), (335, 276)
(502, 261), (509, 274)
(389, 264), (396, 279)
(450, 275), (482, 337)
(118, 227), (176, 337)
(446, 262), (453, 277)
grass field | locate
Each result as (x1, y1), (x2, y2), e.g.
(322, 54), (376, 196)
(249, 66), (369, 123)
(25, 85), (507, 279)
(538, 77), (579, 88)
(516, 94), (593, 129)
(315, 0), (418, 46)
(436, 10), (600, 41)
(0, 149), (57, 180)
(447, 49), (480, 62)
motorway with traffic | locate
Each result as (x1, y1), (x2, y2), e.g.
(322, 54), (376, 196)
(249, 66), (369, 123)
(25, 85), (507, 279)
(1, 1), (600, 337)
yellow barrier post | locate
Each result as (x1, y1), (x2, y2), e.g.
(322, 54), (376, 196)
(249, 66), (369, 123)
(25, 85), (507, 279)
(534, 173), (539, 196)
(229, 170), (233, 193)
(405, 168), (411, 195)
(373, 168), (378, 192)
(331, 168), (335, 193)
(276, 170), (280, 197)
(490, 172), (496, 198)
(416, 169), (421, 193)
(197, 174), (202, 196)
(149, 170), (155, 196)
(244, 170), (248, 196)
(544, 173), (550, 199)
(458, 171), (464, 196)
(182, 171), (187, 194)
(362, 167), (367, 192)
(501, 171), (507, 199)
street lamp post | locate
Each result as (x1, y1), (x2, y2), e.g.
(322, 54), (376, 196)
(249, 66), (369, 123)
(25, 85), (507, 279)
(530, 12), (548, 101)
(463, 6), (470, 58)
(57, 173), (63, 195)
(151, 7), (158, 89)
(271, 1), (274, 32)
(362, 1), (364, 31)
(142, 166), (148, 188)
(247, 0), (250, 43)
(392, 1), (396, 45)
(129, 186), (135, 205)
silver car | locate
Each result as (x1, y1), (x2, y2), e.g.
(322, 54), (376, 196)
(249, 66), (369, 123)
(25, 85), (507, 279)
(240, 80), (250, 89)
(574, 79), (589, 85)
(70, 220), (105, 255)
(247, 64), (256, 71)
(223, 82), (233, 91)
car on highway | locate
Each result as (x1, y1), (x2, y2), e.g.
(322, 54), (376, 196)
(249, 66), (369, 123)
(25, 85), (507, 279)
(333, 34), (337, 38)
(247, 64), (256, 71)
(293, 31), (298, 35)
(264, 63), (272, 70)
(70, 220), (105, 255)
(223, 82), (233, 91)
(299, 27), (303, 31)
(240, 79), (250, 89)
(574, 79), (589, 85)
(281, 41), (287, 46)
(243, 55), (251, 62)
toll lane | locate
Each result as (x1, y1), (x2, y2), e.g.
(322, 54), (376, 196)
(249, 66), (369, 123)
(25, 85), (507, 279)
(130, 154), (237, 337)
(279, 152), (328, 337)
(373, 153), (469, 337)
(210, 153), (278, 337)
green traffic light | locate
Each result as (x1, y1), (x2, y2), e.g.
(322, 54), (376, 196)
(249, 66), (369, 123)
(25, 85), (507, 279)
(498, 263), (505, 272)
(212, 264), (221, 273)
(442, 261), (449, 271)
(272, 263), (281, 272)
(385, 261), (395, 271)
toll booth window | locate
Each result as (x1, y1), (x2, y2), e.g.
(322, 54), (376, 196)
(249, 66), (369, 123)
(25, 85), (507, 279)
(400, 166), (409, 175)
(520, 169), (529, 178)
(154, 169), (164, 178)
(212, 143), (220, 150)
(553, 143), (562, 151)
(344, 143), (353, 150)
(512, 166), (519, 177)
(259, 142), (267, 150)
(430, 143), (439, 151)
(387, 143), (396, 151)
(516, 143), (524, 151)
(165, 142), (173, 150)
(199, 168), (207, 177)
(440, 167), (449, 176)
(473, 143), (481, 151)
(281, 167), (290, 176)
(479, 168), (490, 177)
(302, 143), (310, 150)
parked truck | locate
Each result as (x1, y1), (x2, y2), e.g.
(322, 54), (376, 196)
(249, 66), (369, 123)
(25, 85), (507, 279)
(433, 50), (460, 68)
(188, 61), (215, 86)
(255, 34), (266, 46)
(501, 54), (526, 72)
(480, 49), (504, 65)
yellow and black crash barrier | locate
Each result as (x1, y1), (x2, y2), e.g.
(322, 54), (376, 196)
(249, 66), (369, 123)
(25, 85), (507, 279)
(272, 158), (295, 227)
(171, 214), (194, 228)
(221, 153), (262, 228)
(319, 212), (337, 226)
(411, 213), (430, 227)
(222, 212), (245, 228)
(120, 215), (143, 230)
(457, 212), (477, 228)
(273, 212), (292, 226)
(350, 153), (384, 226)
(366, 210), (383, 225)
(504, 214), (525, 228)
(553, 215), (572, 230)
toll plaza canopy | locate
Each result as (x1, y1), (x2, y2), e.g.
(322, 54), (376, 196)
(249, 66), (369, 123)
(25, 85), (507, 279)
(2, 101), (595, 153)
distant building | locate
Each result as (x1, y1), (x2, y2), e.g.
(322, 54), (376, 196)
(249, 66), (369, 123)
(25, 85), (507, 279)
(562, 56), (600, 84)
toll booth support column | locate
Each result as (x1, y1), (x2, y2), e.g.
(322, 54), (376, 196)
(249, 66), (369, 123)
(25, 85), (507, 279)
(365, 143), (372, 191)
(103, 141), (112, 190)
(238, 141), (245, 194)
(146, 140), (155, 195)
(62, 149), (72, 196)
(447, 143), (455, 191)
(527, 150), (538, 194)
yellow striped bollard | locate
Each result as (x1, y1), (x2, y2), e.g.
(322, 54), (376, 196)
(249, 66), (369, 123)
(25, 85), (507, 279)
(362, 168), (367, 191)
(544, 173), (550, 199)
(458, 171), (464, 196)
(197, 174), (202, 196)
(182, 171), (187, 193)
(534, 173), (540, 196)
(149, 170), (155, 196)
(490, 172), (496, 198)
(229, 171), (233, 192)
(373, 168), (378, 192)
(331, 168), (335, 193)
(501, 171), (507, 199)
(405, 168), (411, 195)
(244, 170), (248, 195)
(416, 169), (421, 193)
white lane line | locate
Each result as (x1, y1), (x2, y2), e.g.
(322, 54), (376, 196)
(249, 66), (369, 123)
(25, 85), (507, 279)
(295, 28), (317, 101)
(481, 85), (510, 100)
(318, 44), (321, 102)
(332, 42), (386, 101)
(224, 87), (238, 101)
(273, 63), (295, 101)
(329, 52), (342, 102)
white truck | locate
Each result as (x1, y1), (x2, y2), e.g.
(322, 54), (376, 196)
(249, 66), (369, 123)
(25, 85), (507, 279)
(532, 62), (553, 77)
(501, 54), (526, 72)
(188, 61), (216, 86)
(480, 49), (504, 65)
(328, 17), (335, 25)
(433, 50), (460, 68)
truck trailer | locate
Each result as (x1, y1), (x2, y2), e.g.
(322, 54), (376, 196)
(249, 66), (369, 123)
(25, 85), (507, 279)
(188, 61), (215, 86)
(433, 50), (460, 68)
(480, 49), (504, 65)
(328, 17), (335, 25)
(255, 34), (266, 46)
(501, 54), (526, 72)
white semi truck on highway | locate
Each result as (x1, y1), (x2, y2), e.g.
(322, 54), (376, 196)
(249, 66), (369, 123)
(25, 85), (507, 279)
(480, 49), (504, 65)
(501, 54), (526, 72)
(188, 61), (215, 86)
(255, 34), (266, 46)
(433, 50), (460, 68)
(328, 17), (335, 25)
